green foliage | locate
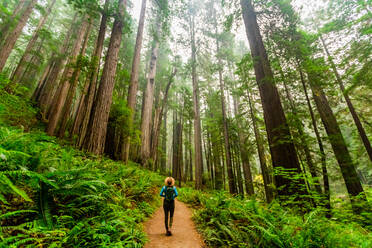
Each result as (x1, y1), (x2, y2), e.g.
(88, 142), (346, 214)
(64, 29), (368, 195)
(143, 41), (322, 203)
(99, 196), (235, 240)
(0, 96), (164, 247)
(0, 89), (37, 130)
(179, 188), (372, 248)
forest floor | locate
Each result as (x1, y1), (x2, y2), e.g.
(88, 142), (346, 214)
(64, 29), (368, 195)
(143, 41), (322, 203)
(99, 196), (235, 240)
(144, 199), (206, 248)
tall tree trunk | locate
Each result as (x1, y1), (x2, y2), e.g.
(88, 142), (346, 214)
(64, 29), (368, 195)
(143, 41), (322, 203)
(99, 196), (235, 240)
(140, 25), (160, 165)
(57, 20), (92, 138)
(83, 0), (127, 155)
(247, 90), (273, 202)
(32, 63), (51, 102)
(77, 0), (109, 148)
(46, 17), (89, 136)
(0, 0), (37, 72)
(9, 0), (56, 87)
(240, 0), (306, 201)
(298, 66), (331, 213)
(320, 36), (372, 163)
(234, 97), (254, 196)
(160, 106), (168, 174)
(150, 69), (176, 161)
(123, 0), (148, 163)
(211, 130), (223, 190)
(207, 131), (215, 187)
(277, 63), (322, 195)
(306, 66), (367, 213)
(189, 7), (203, 190)
(217, 47), (236, 194)
(177, 120), (183, 185)
(0, 0), (26, 41)
(188, 119), (193, 182)
(172, 110), (179, 178)
(38, 14), (77, 116)
(234, 145), (245, 195)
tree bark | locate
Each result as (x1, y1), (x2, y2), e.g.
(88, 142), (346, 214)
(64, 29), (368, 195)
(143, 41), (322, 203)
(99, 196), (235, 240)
(10, 0), (56, 86)
(241, 0), (306, 201)
(123, 0), (148, 163)
(46, 17), (89, 136)
(77, 0), (109, 148)
(38, 14), (77, 116)
(234, 96), (254, 196)
(57, 20), (92, 138)
(0, 0), (37, 72)
(247, 90), (273, 202)
(140, 24), (161, 165)
(278, 63), (322, 195)
(150, 69), (176, 161)
(188, 119), (193, 182)
(83, 0), (127, 155)
(306, 67), (367, 213)
(216, 42), (236, 194)
(0, 0), (26, 43)
(320, 36), (372, 163)
(189, 6), (203, 190)
(299, 66), (331, 213)
(160, 106), (168, 174)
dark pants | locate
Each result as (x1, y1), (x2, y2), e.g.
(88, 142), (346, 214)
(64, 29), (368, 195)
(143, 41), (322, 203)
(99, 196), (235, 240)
(163, 199), (175, 231)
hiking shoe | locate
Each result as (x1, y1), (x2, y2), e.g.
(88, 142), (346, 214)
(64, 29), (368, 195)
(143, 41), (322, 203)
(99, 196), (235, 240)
(168, 231), (172, 236)
(166, 231), (171, 236)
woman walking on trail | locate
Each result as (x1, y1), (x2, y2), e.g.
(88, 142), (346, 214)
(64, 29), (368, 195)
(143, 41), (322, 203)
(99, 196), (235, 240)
(160, 177), (178, 236)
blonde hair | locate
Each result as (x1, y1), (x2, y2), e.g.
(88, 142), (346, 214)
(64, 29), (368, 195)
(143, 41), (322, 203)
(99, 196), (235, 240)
(164, 177), (175, 186)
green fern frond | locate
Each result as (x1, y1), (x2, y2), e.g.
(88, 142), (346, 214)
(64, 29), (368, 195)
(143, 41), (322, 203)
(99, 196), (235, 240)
(0, 210), (37, 220)
(0, 174), (32, 202)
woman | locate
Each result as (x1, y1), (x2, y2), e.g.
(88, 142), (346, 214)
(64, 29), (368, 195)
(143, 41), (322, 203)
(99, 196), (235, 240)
(160, 177), (178, 236)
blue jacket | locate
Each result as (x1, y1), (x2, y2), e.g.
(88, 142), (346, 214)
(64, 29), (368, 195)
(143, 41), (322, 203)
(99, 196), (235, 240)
(160, 186), (178, 200)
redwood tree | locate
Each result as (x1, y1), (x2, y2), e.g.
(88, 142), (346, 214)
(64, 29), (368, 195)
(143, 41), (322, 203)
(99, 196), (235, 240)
(83, 0), (127, 155)
(240, 0), (306, 201)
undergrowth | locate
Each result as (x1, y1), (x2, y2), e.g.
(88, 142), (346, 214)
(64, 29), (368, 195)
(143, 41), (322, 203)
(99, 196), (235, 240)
(178, 188), (372, 248)
(0, 89), (37, 130)
(0, 124), (163, 247)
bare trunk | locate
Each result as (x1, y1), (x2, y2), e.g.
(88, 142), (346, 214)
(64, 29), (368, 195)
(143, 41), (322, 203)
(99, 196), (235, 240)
(46, 18), (89, 136)
(241, 0), (306, 201)
(83, 0), (126, 155)
(0, 0), (37, 71)
(320, 36), (372, 163)
(123, 0), (148, 163)
(188, 120), (193, 182)
(307, 68), (367, 213)
(77, 0), (109, 148)
(278, 63), (322, 195)
(299, 67), (330, 213)
(0, 0), (26, 43)
(234, 97), (254, 196)
(57, 21), (92, 138)
(189, 10), (203, 190)
(150, 69), (176, 161)
(140, 27), (160, 165)
(247, 91), (273, 202)
(32, 63), (51, 102)
(38, 14), (77, 115)
(160, 106), (168, 174)
(10, 0), (56, 86)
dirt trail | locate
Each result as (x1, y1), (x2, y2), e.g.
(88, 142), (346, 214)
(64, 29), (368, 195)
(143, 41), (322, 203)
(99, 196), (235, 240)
(144, 199), (206, 248)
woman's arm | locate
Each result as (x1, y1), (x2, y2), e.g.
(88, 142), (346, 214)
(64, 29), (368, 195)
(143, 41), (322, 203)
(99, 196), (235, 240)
(174, 187), (178, 198)
(160, 186), (165, 197)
